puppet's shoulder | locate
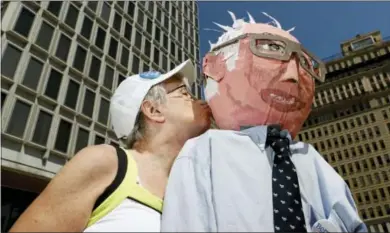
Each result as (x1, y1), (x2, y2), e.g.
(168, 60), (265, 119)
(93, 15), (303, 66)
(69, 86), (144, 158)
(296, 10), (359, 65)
(183, 129), (251, 150)
(178, 129), (247, 160)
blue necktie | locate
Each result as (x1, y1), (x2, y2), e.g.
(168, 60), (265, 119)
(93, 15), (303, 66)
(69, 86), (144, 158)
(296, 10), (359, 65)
(266, 125), (307, 232)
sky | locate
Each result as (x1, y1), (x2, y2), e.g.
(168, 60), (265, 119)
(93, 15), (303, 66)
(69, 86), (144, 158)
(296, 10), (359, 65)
(198, 1), (390, 61)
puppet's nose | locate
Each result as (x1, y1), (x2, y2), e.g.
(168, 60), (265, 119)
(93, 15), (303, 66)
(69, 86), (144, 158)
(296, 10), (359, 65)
(280, 56), (300, 84)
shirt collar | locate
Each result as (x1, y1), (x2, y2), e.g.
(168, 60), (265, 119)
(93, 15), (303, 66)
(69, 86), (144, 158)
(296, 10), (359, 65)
(239, 125), (293, 145)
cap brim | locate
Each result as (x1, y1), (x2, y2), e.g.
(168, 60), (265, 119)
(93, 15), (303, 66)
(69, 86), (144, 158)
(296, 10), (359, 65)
(151, 59), (195, 87)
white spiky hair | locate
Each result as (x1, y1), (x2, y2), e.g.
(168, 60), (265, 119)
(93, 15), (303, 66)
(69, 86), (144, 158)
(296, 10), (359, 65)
(208, 11), (296, 51)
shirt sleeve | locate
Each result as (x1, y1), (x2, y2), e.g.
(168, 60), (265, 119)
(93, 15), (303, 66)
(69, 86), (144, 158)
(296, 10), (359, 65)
(161, 137), (217, 232)
(311, 145), (368, 233)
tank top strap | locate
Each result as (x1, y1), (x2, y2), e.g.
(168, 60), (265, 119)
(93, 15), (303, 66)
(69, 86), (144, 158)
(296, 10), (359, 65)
(87, 147), (163, 228)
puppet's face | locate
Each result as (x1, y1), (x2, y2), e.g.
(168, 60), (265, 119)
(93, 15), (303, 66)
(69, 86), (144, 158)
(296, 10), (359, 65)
(203, 23), (321, 138)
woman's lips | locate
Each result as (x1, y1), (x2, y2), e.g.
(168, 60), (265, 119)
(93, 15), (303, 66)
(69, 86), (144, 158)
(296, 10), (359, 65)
(261, 88), (305, 112)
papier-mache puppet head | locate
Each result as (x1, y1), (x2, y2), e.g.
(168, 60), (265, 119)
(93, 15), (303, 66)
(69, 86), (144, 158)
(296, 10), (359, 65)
(202, 11), (326, 138)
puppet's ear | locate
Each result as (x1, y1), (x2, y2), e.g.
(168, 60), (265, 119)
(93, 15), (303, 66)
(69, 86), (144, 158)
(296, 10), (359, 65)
(202, 52), (226, 82)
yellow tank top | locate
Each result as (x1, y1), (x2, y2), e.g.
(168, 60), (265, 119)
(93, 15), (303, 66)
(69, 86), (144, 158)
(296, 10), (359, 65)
(86, 147), (163, 227)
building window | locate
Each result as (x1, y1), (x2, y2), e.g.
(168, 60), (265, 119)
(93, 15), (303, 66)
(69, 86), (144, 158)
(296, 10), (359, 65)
(65, 4), (79, 29)
(98, 98), (109, 126)
(113, 12), (122, 32)
(82, 89), (95, 118)
(377, 155), (384, 166)
(379, 140), (386, 149)
(369, 158), (376, 168)
(21, 57), (43, 91)
(100, 2), (111, 23)
(358, 176), (365, 186)
(368, 207), (374, 218)
(353, 131), (365, 142)
(320, 141), (325, 150)
(369, 113), (376, 122)
(171, 23), (176, 38)
(346, 134), (352, 144)
(367, 174), (373, 184)
(55, 34), (71, 62)
(1, 44), (22, 79)
(32, 110), (53, 146)
(89, 56), (101, 82)
(373, 126), (381, 136)
(156, 7), (161, 22)
(377, 207), (383, 217)
(95, 134), (105, 145)
(365, 143), (371, 153)
(64, 79), (79, 110)
(124, 21), (132, 40)
(356, 117), (362, 126)
(6, 100), (31, 138)
(356, 193), (362, 203)
(148, 1), (155, 15)
(95, 27), (106, 50)
(146, 18), (153, 35)
(361, 210), (367, 220)
(137, 10), (144, 26)
(1, 92), (7, 110)
(154, 26), (161, 42)
(127, 1), (135, 16)
(340, 136), (345, 145)
(144, 39), (151, 58)
(372, 142), (378, 151)
(163, 34), (168, 49)
(121, 46), (129, 67)
(117, 74), (125, 87)
(382, 171), (388, 181)
(355, 161), (361, 171)
(44, 68), (63, 100)
(382, 110), (389, 119)
(35, 21), (54, 50)
(80, 16), (93, 40)
(329, 125), (335, 133)
(132, 55), (140, 74)
(154, 47), (160, 65)
(357, 145), (363, 155)
(162, 55), (167, 71)
(143, 63), (150, 72)
(336, 123), (341, 131)
(170, 41), (176, 57)
(164, 15), (169, 29)
(333, 138), (339, 148)
(87, 1), (97, 12)
(117, 1), (124, 8)
(103, 65), (114, 90)
(54, 119), (72, 153)
(135, 31), (142, 50)
(75, 127), (89, 153)
(73, 45), (87, 72)
(14, 7), (35, 37)
(364, 191), (370, 202)
(47, 2), (62, 16)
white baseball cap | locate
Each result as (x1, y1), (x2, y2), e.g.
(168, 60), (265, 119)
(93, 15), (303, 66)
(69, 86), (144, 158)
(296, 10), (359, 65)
(110, 59), (196, 139)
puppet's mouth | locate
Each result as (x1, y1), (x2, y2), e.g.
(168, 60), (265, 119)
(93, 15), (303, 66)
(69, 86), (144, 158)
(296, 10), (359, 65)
(261, 89), (304, 112)
(269, 93), (296, 105)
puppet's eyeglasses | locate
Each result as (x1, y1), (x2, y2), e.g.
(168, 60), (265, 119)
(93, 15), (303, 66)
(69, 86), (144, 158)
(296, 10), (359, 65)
(210, 33), (327, 83)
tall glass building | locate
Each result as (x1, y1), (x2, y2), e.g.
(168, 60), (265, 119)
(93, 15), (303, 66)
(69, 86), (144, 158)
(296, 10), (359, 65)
(0, 1), (200, 231)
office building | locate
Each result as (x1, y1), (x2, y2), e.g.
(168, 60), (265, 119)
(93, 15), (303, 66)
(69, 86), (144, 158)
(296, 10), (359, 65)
(0, 1), (200, 231)
(297, 31), (390, 232)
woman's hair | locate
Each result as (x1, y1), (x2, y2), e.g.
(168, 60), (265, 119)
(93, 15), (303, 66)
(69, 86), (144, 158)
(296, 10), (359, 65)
(121, 84), (167, 149)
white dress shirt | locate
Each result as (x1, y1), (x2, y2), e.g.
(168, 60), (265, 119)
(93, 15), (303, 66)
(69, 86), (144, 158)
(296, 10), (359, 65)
(161, 126), (367, 232)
